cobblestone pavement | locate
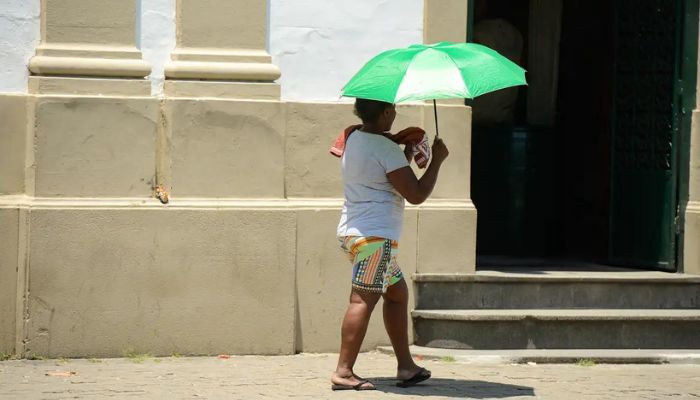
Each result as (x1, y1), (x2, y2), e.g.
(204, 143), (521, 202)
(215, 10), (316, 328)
(1, 352), (700, 399)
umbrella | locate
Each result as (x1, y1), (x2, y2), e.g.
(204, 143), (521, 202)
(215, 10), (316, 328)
(341, 41), (527, 136)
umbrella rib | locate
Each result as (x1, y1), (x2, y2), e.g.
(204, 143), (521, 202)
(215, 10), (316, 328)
(443, 49), (473, 99)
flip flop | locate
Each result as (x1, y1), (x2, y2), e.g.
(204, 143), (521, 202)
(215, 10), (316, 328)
(331, 379), (376, 391)
(396, 367), (431, 388)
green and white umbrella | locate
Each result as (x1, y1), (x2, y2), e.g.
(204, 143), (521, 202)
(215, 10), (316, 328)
(341, 41), (527, 135)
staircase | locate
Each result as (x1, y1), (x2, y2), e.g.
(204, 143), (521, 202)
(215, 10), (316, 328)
(412, 267), (700, 349)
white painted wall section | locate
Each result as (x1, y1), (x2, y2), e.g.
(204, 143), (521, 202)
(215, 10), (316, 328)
(140, 0), (176, 95)
(269, 0), (423, 102)
(0, 0), (40, 93)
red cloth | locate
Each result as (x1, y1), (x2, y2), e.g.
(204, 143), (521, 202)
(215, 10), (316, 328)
(330, 125), (431, 168)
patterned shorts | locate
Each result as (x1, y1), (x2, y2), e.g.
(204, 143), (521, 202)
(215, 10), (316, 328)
(339, 236), (404, 293)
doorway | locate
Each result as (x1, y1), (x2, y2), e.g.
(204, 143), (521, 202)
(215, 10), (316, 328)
(469, 0), (696, 271)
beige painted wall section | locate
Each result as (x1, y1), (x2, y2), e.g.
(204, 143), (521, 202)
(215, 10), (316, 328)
(34, 97), (158, 197)
(423, 0), (468, 44)
(0, 95), (27, 195)
(686, 204), (700, 275)
(43, 0), (135, 46)
(417, 206), (477, 274)
(295, 209), (418, 352)
(285, 102), (423, 198)
(0, 209), (19, 354)
(284, 102), (470, 200)
(691, 111), (700, 202)
(26, 209), (296, 358)
(685, 110), (700, 274)
(422, 104), (472, 199)
(177, 0), (266, 50)
(166, 99), (286, 198)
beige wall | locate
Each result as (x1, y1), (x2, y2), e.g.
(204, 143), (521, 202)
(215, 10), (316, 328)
(423, 0), (469, 43)
(0, 95), (27, 195)
(26, 208), (297, 357)
(34, 97), (158, 197)
(0, 93), (474, 357)
(0, 0), (478, 358)
(0, 209), (19, 354)
(295, 209), (418, 353)
(166, 99), (286, 198)
(685, 110), (700, 274)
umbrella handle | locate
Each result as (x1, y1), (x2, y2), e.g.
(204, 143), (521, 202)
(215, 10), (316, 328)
(433, 99), (439, 139)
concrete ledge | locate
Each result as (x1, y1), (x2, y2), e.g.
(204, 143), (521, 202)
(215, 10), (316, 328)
(413, 309), (700, 321)
(164, 80), (280, 100)
(29, 76), (151, 96)
(378, 345), (700, 365)
(414, 271), (700, 283)
(0, 197), (472, 210)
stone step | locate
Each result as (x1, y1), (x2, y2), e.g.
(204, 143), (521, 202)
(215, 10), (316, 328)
(413, 309), (700, 350)
(376, 345), (700, 364)
(414, 272), (700, 309)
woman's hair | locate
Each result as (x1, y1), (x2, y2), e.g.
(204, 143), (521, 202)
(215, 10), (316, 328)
(353, 98), (393, 123)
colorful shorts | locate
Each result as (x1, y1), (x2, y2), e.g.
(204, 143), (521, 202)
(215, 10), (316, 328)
(339, 236), (404, 293)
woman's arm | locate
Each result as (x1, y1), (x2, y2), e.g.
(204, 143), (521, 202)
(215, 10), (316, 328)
(387, 137), (449, 205)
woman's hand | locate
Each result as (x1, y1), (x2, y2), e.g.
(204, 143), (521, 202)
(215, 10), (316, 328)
(432, 137), (449, 164)
(403, 144), (414, 162)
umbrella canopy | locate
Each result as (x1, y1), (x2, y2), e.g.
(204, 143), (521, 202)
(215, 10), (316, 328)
(341, 41), (527, 104)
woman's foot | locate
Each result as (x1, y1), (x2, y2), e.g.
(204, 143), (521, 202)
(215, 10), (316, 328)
(331, 372), (376, 391)
(396, 365), (431, 387)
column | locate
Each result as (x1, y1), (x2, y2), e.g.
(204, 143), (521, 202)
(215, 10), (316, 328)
(164, 0), (281, 99)
(28, 0), (151, 95)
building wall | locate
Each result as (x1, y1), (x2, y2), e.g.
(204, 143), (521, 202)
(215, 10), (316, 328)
(0, 0), (474, 357)
(0, 0), (422, 100)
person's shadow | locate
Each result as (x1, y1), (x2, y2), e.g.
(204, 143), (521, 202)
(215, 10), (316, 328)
(369, 377), (535, 398)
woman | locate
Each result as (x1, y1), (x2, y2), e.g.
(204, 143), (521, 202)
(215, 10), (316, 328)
(331, 98), (449, 391)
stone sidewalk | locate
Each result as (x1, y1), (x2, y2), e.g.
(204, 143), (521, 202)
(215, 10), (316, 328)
(1, 352), (700, 399)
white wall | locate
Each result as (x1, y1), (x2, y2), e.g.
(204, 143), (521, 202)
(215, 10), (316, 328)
(140, 0), (176, 95)
(0, 0), (40, 93)
(0, 0), (423, 101)
(269, 0), (423, 102)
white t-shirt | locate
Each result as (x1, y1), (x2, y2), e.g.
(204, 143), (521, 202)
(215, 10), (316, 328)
(337, 130), (409, 241)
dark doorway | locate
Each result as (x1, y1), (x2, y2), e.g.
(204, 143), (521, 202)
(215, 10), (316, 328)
(470, 0), (695, 270)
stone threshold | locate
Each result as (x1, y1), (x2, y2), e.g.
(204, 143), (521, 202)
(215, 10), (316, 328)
(377, 345), (700, 365)
(412, 309), (700, 321)
(414, 270), (700, 282)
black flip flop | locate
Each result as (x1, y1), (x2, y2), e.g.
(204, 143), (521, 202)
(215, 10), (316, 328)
(331, 379), (376, 391)
(396, 367), (431, 388)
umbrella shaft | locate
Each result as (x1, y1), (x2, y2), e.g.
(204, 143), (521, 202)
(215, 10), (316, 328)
(433, 99), (439, 138)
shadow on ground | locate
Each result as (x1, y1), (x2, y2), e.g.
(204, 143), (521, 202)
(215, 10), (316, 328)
(369, 377), (535, 398)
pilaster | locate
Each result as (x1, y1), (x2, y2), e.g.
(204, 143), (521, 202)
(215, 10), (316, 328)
(164, 0), (280, 99)
(28, 0), (151, 95)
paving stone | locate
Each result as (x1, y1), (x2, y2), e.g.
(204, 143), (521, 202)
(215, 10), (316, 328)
(0, 352), (699, 399)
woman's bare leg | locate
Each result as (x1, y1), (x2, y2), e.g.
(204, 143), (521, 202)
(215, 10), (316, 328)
(382, 278), (425, 380)
(332, 289), (381, 388)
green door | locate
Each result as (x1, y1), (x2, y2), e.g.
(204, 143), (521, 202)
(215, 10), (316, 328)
(609, 0), (697, 270)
